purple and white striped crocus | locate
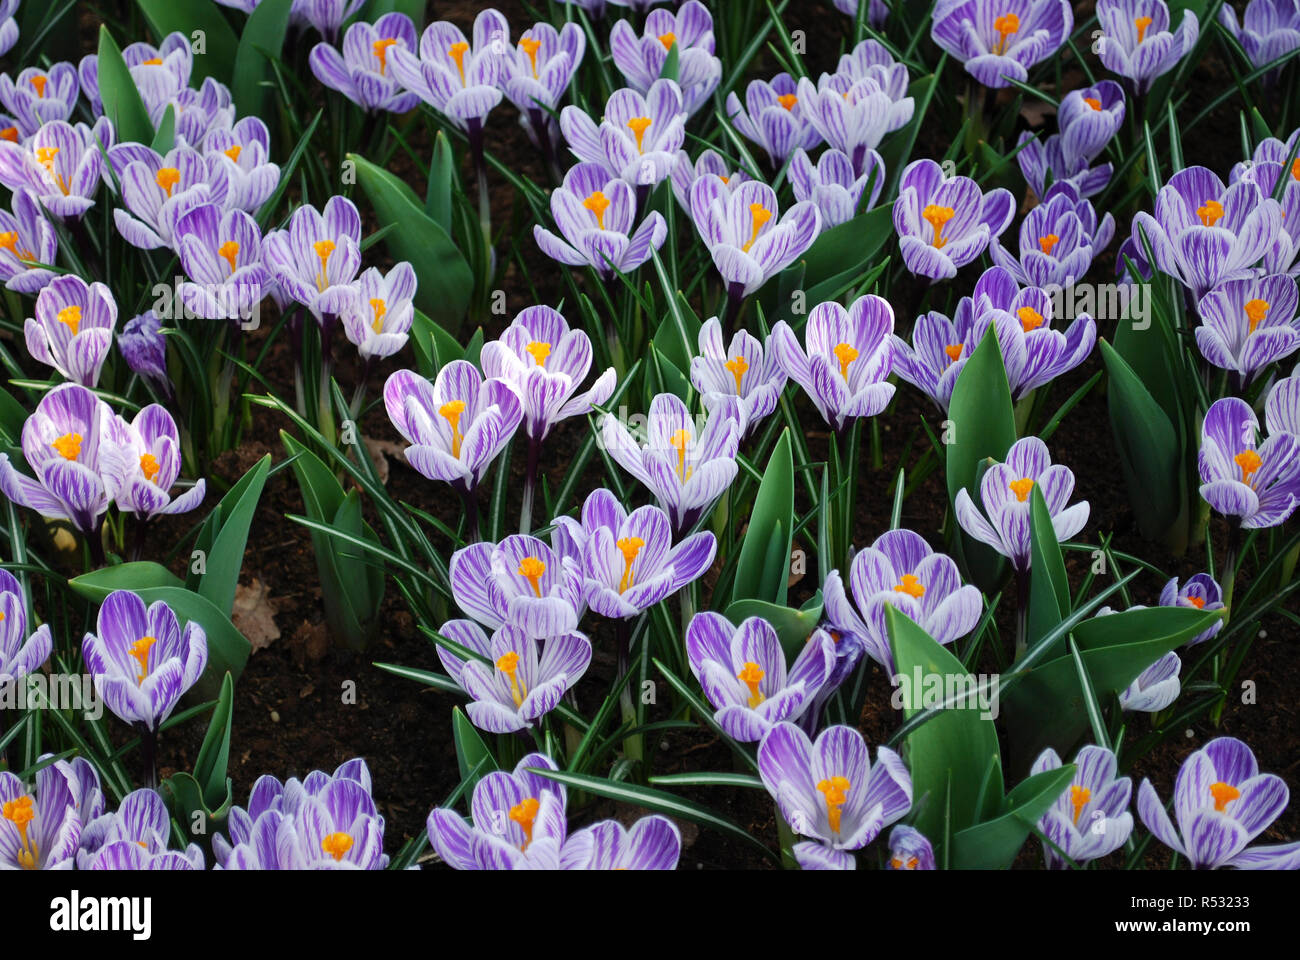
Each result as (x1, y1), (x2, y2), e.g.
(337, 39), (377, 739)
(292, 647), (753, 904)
(0, 383), (117, 536)
(480, 305), (616, 442)
(1198, 396), (1300, 529)
(1220, 0), (1300, 72)
(174, 203), (267, 323)
(758, 722), (913, 871)
(1162, 574), (1225, 646)
(685, 613), (836, 742)
(1137, 736), (1300, 869)
(388, 9), (508, 131)
(789, 147), (886, 228)
(1231, 136), (1300, 277)
(77, 32), (191, 121)
(689, 177), (820, 300)
(0, 0), (17, 59)
(0, 119), (110, 220)
(669, 148), (750, 212)
(931, 0), (1074, 88)
(560, 79), (687, 189)
(1195, 274), (1300, 387)
(1031, 745), (1134, 869)
(309, 11), (421, 114)
(560, 816), (682, 870)
(1017, 82), (1126, 200)
(689, 317), (787, 440)
(450, 534), (585, 639)
(725, 74), (823, 169)
(501, 21), (585, 152)
(823, 529), (983, 674)
(427, 753), (568, 870)
(78, 788), (204, 871)
(166, 78), (236, 149)
(102, 404), (206, 520)
(0, 763), (81, 870)
(895, 158), (1015, 280)
(610, 1), (720, 117)
(0, 187), (59, 294)
(118, 311), (173, 402)
(262, 195), (362, 323)
(109, 144), (212, 252)
(340, 262), (416, 362)
(202, 117), (280, 214)
(0, 64), (79, 137)
(770, 295), (895, 436)
(1131, 166), (1283, 300)
(533, 161), (667, 280)
(435, 621), (592, 733)
(299, 0), (366, 43)
(0, 568), (51, 687)
(383, 361), (523, 496)
(955, 436), (1090, 571)
(834, 0), (891, 26)
(600, 392), (740, 533)
(1096, 0), (1200, 94)
(23, 274), (117, 388)
(794, 73), (909, 176)
(81, 590), (208, 733)
(886, 825), (935, 870)
(991, 181), (1115, 288)
(1265, 364), (1300, 436)
(1118, 650), (1181, 712)
(890, 308), (976, 413)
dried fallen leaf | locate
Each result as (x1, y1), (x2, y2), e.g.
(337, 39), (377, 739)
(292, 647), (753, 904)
(363, 437), (406, 485)
(232, 578), (281, 653)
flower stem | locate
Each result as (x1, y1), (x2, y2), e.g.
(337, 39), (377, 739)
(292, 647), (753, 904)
(141, 726), (158, 791)
(519, 434), (542, 535)
(458, 486), (481, 544)
(466, 118), (491, 251)
(616, 617), (643, 769)
(87, 524), (106, 569)
(1014, 566), (1030, 660)
(722, 281), (746, 333)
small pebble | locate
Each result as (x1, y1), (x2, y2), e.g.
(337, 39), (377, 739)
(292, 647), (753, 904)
(270, 710), (280, 723)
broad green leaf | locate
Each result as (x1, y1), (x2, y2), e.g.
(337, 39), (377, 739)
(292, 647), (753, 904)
(163, 771), (231, 833)
(879, 73), (940, 197)
(724, 591), (823, 662)
(68, 562), (185, 601)
(452, 707), (498, 795)
(732, 429), (794, 606)
(425, 130), (455, 232)
(950, 764), (1075, 869)
(198, 453), (271, 616)
(231, 0), (293, 122)
(135, 0), (239, 84)
(150, 104), (175, 154)
(192, 672), (234, 810)
(1025, 485), (1070, 649)
(96, 26), (154, 144)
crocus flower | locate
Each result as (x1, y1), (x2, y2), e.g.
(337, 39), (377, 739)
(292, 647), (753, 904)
(1198, 396), (1300, 528)
(955, 436), (1090, 571)
(770, 295), (895, 436)
(1031, 745), (1134, 869)
(560, 816), (682, 870)
(300, 0), (366, 42)
(1131, 166), (1283, 299)
(109, 144), (212, 252)
(991, 181), (1116, 288)
(611, 2), (720, 117)
(669, 148), (750, 212)
(1017, 81), (1126, 200)
(261, 195), (362, 322)
(1231, 137), (1300, 277)
(689, 177), (820, 298)
(450, 534), (585, 638)
(797, 629), (866, 737)
(1195, 274), (1300, 386)
(689, 317), (787, 440)
(0, 119), (109, 219)
(890, 309), (974, 413)
(758, 722), (913, 871)
(1265, 364), (1300, 435)
(0, 187), (59, 293)
(724, 74), (822, 169)
(202, 117), (280, 214)
(1138, 736), (1300, 869)
(1096, 0), (1199, 94)
(1220, 0), (1300, 73)
(434, 621), (592, 733)
(823, 528), (983, 673)
(383, 361), (523, 495)
(794, 73), (909, 176)
(81, 590), (208, 732)
(931, 0), (1074, 88)
(560, 79), (687, 189)
(1118, 650), (1181, 712)
(64, 758), (104, 831)
(895, 158), (1015, 280)
(388, 9), (509, 131)
(0, 763), (81, 869)
(102, 404), (206, 520)
(500, 21), (585, 150)
(533, 161), (667, 280)
(686, 613), (836, 741)
(167, 78), (236, 149)
(0, 0), (17, 58)
(886, 825), (935, 869)
(600, 392), (740, 533)
(789, 147), (885, 228)
(480, 305), (616, 441)
(78, 33), (191, 120)
(118, 310), (173, 402)
(0, 383), (117, 535)
(339, 262), (416, 362)
(0, 568), (51, 686)
(77, 788), (204, 870)
(1161, 574), (1225, 646)
(0, 64), (79, 137)
(309, 11), (421, 113)
(174, 203), (267, 323)
(427, 753), (568, 870)
(836, 38), (912, 97)
(23, 274), (117, 387)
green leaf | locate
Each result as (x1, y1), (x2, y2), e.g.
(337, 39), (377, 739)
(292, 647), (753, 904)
(781, 202), (895, 318)
(425, 130), (455, 232)
(68, 562), (185, 601)
(878, 73), (940, 197)
(96, 26), (154, 144)
(231, 0), (293, 122)
(0, 386), (27, 444)
(349, 152), (473, 333)
(732, 429), (794, 606)
(163, 771), (231, 833)
(197, 453), (271, 616)
(1026, 485), (1070, 648)
(192, 672), (234, 810)
(135, 0), (239, 84)
(150, 104), (175, 154)
(451, 707), (498, 794)
(950, 764), (1075, 869)
(724, 591), (823, 662)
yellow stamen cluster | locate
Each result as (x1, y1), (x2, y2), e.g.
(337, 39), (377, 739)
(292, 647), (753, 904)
(627, 116), (652, 153)
(725, 355), (748, 394)
(1135, 16), (1153, 43)
(51, 432), (82, 460)
(448, 41), (469, 85)
(741, 203), (772, 253)
(367, 298), (387, 335)
(3, 795), (38, 869)
(321, 832), (353, 861)
(923, 204), (955, 249)
(373, 38), (399, 75)
(496, 650), (525, 707)
(29, 75), (47, 98)
(833, 343), (859, 380)
(1038, 234), (1060, 255)
(617, 536), (644, 593)
(658, 32), (676, 50)
(1070, 785), (1091, 825)
(992, 13), (1020, 55)
(1198, 200), (1224, 227)
(509, 797), (540, 851)
(944, 343), (964, 364)
(1245, 298), (1270, 334)
(737, 661), (765, 708)
(130, 635), (158, 684)
(583, 190), (610, 229)
(1009, 477), (1035, 502)
(313, 239), (335, 291)
(1017, 306), (1046, 332)
(57, 304), (81, 335)
(1235, 449), (1262, 487)
(218, 240), (240, 275)
(670, 428), (693, 482)
(1210, 781), (1240, 813)
(518, 556), (547, 596)
(816, 776), (851, 834)
(439, 400), (466, 457)
(139, 453), (161, 484)
(0, 230), (34, 261)
(893, 574), (925, 598)
(155, 167), (180, 197)
(518, 37), (542, 78)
